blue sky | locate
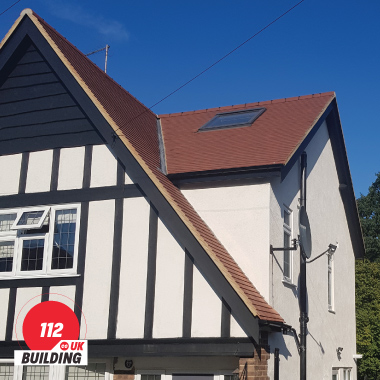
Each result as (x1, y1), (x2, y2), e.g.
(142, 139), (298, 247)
(0, 0), (379, 196)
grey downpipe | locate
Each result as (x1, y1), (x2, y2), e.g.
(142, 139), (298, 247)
(299, 152), (308, 380)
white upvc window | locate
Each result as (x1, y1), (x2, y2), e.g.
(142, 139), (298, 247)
(342, 368), (351, 380)
(12, 207), (49, 230)
(332, 368), (351, 380)
(22, 366), (49, 379)
(0, 363), (14, 380)
(328, 253), (334, 311)
(283, 206), (293, 283)
(0, 204), (80, 279)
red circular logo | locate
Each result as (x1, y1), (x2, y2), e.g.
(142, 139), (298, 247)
(22, 301), (80, 350)
(60, 341), (69, 351)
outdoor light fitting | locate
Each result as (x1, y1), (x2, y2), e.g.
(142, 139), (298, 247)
(306, 243), (338, 264)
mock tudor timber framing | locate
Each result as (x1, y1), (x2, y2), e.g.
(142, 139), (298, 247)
(0, 12), (263, 348)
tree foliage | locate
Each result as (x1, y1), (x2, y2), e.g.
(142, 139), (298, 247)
(356, 260), (380, 379)
(356, 173), (380, 379)
(357, 173), (380, 262)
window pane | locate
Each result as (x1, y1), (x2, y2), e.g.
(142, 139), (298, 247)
(200, 109), (265, 130)
(0, 214), (17, 232)
(21, 239), (44, 271)
(23, 366), (49, 380)
(66, 363), (106, 379)
(0, 364), (14, 380)
(52, 209), (77, 270)
(284, 231), (291, 278)
(284, 210), (290, 227)
(23, 215), (50, 235)
(0, 241), (14, 272)
(18, 210), (44, 226)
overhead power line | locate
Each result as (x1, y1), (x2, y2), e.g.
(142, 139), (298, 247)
(149, 0), (305, 110)
(114, 0), (305, 133)
(0, 0), (23, 17)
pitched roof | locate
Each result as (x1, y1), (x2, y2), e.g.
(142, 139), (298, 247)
(0, 9), (284, 323)
(159, 93), (335, 175)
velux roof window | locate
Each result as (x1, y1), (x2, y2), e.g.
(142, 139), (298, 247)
(199, 108), (266, 131)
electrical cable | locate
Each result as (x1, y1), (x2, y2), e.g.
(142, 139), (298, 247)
(113, 0), (305, 134)
(0, 0), (23, 17)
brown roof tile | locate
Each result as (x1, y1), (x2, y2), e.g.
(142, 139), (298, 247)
(159, 93), (335, 175)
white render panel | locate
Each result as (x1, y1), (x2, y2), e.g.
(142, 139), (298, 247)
(268, 121), (358, 380)
(13, 287), (41, 340)
(25, 150), (53, 193)
(90, 145), (117, 188)
(230, 315), (246, 337)
(117, 197), (150, 338)
(57, 147), (85, 190)
(191, 266), (221, 337)
(0, 154), (21, 195)
(182, 183), (271, 302)
(49, 286), (76, 311)
(0, 289), (9, 340)
(80, 200), (114, 339)
(153, 219), (185, 338)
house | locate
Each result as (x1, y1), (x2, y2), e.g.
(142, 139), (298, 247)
(0, 9), (364, 380)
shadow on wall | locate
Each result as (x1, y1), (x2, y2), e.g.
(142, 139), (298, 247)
(308, 330), (325, 355)
(270, 333), (293, 360)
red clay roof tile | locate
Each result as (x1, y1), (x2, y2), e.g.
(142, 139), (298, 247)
(159, 93), (335, 175)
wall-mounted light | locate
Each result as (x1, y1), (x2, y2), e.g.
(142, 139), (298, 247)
(337, 347), (343, 360)
(307, 243), (338, 264)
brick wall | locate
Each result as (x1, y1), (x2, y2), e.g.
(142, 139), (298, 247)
(239, 333), (270, 380)
(113, 374), (135, 380)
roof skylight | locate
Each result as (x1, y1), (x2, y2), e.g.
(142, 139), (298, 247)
(199, 108), (265, 131)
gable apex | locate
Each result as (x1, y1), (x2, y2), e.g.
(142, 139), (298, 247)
(0, 9), (285, 341)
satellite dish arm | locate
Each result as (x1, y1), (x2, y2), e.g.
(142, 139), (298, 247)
(306, 248), (329, 264)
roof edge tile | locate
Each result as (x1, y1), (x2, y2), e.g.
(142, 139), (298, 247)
(158, 92), (336, 118)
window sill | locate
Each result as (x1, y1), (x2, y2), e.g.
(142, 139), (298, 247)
(328, 308), (336, 314)
(282, 279), (297, 289)
(0, 273), (80, 280)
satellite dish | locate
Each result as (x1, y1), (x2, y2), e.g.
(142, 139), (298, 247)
(299, 206), (312, 259)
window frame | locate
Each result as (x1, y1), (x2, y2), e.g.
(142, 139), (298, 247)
(0, 236), (17, 277)
(198, 108), (266, 131)
(11, 207), (49, 230)
(0, 204), (81, 279)
(283, 205), (293, 284)
(0, 209), (18, 237)
(46, 205), (81, 276)
(15, 233), (48, 276)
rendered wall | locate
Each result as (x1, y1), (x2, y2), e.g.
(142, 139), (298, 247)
(181, 182), (271, 303)
(268, 121), (357, 380)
